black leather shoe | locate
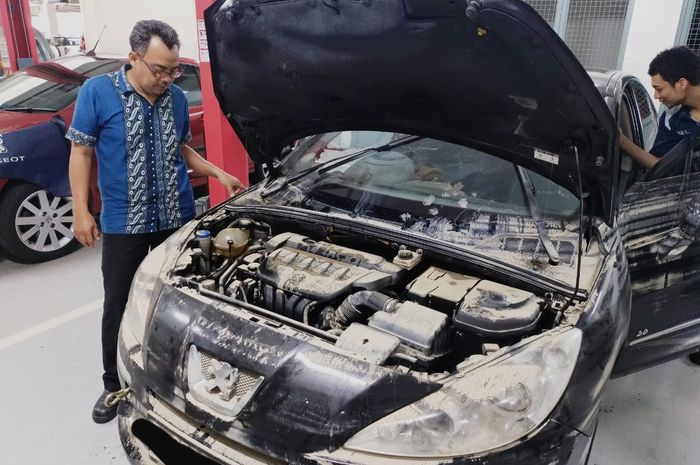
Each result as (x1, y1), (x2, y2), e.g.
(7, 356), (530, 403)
(92, 389), (118, 424)
(690, 352), (700, 366)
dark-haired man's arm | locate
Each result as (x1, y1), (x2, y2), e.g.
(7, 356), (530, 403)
(618, 130), (660, 169)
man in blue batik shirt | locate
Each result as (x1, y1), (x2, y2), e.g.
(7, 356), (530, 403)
(67, 20), (243, 423)
(619, 46), (700, 366)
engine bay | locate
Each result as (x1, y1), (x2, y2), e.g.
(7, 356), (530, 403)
(172, 211), (565, 373)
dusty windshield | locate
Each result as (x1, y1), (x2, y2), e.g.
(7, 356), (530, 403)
(238, 131), (584, 286)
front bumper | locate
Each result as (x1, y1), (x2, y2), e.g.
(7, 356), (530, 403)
(117, 392), (592, 465)
(118, 394), (280, 465)
(117, 283), (594, 465)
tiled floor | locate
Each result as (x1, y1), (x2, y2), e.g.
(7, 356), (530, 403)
(0, 247), (128, 464)
(0, 248), (697, 465)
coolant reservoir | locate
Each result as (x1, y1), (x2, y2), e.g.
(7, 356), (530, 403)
(213, 228), (250, 258)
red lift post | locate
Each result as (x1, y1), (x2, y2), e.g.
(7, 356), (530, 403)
(194, 0), (250, 207)
(0, 0), (39, 73)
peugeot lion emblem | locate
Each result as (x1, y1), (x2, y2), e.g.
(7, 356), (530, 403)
(208, 359), (239, 401)
(186, 345), (264, 418)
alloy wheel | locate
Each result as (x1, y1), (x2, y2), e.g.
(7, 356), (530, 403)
(14, 189), (75, 252)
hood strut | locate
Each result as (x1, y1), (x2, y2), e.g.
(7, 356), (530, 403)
(516, 166), (560, 265)
(562, 142), (585, 310)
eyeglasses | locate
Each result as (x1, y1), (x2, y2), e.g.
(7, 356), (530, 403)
(137, 55), (182, 80)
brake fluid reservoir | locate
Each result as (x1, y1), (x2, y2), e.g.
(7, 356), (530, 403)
(213, 228), (250, 258)
(195, 230), (212, 257)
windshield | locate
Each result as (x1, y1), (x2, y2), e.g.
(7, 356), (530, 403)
(0, 58), (121, 111)
(281, 132), (579, 218)
(237, 131), (586, 287)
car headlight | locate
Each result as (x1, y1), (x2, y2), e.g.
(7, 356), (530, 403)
(344, 327), (582, 458)
(122, 220), (198, 345)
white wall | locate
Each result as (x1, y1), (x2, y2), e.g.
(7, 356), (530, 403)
(32, 1), (83, 39)
(621, 0), (686, 106)
(80, 0), (198, 59)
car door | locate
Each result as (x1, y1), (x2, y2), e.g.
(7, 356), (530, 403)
(174, 63), (208, 194)
(613, 106), (700, 376)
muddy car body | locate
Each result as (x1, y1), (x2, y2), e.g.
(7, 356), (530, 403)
(115, 1), (700, 464)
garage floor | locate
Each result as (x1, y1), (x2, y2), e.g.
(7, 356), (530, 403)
(1, 248), (698, 465)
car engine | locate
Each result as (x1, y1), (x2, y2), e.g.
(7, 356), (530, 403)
(173, 214), (556, 372)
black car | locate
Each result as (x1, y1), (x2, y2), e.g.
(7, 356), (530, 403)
(114, 1), (700, 464)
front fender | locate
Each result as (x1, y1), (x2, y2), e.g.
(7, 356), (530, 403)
(554, 239), (631, 434)
(0, 117), (71, 197)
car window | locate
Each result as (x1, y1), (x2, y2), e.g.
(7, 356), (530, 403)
(34, 29), (56, 62)
(617, 94), (639, 202)
(0, 59), (121, 111)
(239, 131), (583, 287)
(618, 95), (635, 142)
(629, 81), (657, 151)
(621, 136), (694, 211)
(35, 38), (49, 62)
(646, 136), (693, 181)
(0, 73), (79, 111)
(278, 131), (580, 220)
(284, 131), (404, 171)
(174, 65), (202, 107)
(689, 136), (700, 174)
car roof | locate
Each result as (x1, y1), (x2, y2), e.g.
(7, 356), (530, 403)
(588, 70), (625, 100)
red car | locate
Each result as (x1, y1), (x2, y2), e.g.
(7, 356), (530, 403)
(0, 55), (226, 263)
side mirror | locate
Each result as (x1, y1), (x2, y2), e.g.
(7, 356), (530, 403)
(652, 232), (690, 260)
(679, 195), (700, 241)
(653, 196), (700, 260)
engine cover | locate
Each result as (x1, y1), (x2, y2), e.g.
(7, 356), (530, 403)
(257, 233), (403, 302)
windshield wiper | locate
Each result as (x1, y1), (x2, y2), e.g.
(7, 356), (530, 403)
(515, 165), (560, 265)
(260, 135), (422, 198)
(316, 135), (422, 175)
(0, 105), (57, 112)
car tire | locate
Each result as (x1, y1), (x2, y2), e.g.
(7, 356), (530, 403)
(0, 183), (81, 263)
(690, 351), (700, 366)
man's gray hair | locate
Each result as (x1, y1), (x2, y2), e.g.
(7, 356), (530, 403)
(129, 20), (180, 55)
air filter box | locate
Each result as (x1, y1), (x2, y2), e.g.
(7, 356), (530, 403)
(406, 266), (479, 313)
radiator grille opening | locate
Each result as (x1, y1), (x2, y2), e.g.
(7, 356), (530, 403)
(132, 419), (221, 465)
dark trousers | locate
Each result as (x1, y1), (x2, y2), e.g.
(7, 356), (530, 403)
(101, 229), (177, 392)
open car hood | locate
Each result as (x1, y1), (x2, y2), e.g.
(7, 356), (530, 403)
(204, 0), (618, 224)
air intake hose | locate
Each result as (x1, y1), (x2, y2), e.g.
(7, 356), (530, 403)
(334, 291), (400, 327)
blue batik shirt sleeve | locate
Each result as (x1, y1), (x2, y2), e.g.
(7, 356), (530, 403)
(65, 78), (99, 147)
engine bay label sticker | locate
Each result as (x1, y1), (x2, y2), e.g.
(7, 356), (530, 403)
(534, 148), (559, 165)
